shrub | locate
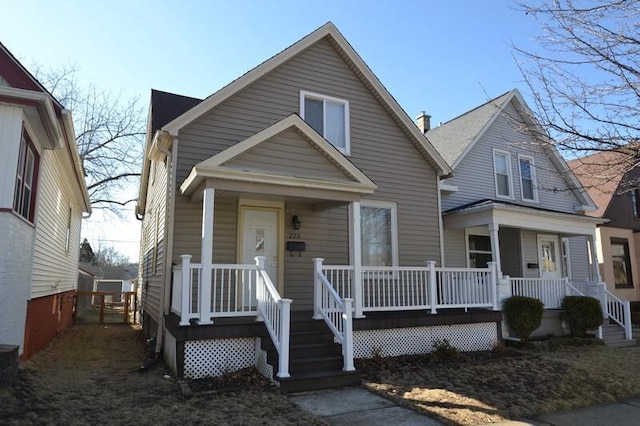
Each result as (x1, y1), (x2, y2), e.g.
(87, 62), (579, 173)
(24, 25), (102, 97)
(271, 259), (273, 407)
(432, 338), (460, 360)
(503, 296), (544, 341)
(562, 296), (603, 337)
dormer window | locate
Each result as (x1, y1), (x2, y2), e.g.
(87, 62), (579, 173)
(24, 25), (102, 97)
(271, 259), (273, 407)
(300, 91), (350, 155)
(493, 149), (513, 199)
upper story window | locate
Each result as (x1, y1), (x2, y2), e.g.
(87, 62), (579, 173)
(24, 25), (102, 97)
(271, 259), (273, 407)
(300, 90), (350, 155)
(360, 201), (398, 267)
(611, 238), (633, 288)
(518, 155), (538, 202)
(13, 131), (39, 222)
(631, 189), (640, 219)
(493, 149), (513, 199)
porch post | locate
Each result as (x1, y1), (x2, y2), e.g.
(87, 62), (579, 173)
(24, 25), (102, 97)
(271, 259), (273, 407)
(199, 186), (215, 325)
(589, 231), (602, 282)
(342, 298), (355, 371)
(350, 201), (364, 318)
(427, 260), (437, 314)
(180, 254), (192, 326)
(488, 222), (502, 278)
(313, 258), (324, 320)
(487, 261), (499, 310)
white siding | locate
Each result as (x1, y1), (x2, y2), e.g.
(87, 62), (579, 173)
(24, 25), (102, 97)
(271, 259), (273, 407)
(31, 146), (84, 298)
(520, 230), (539, 278)
(0, 213), (34, 349)
(0, 105), (22, 208)
(442, 102), (584, 214)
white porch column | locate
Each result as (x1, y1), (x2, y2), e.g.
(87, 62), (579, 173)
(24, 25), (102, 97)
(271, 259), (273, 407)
(488, 222), (502, 278)
(589, 231), (602, 282)
(199, 186), (215, 325)
(350, 201), (364, 318)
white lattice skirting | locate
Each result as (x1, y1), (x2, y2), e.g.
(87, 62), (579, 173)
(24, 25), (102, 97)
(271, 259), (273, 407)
(353, 323), (498, 358)
(184, 338), (256, 379)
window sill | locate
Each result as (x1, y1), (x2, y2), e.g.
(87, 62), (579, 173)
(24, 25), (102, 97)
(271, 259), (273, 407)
(615, 284), (634, 289)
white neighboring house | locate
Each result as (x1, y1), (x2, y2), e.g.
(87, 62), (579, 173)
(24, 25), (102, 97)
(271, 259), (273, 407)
(0, 42), (91, 359)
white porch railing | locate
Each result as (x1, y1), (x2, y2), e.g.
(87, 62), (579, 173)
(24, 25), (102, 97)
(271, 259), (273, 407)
(313, 259), (354, 372)
(171, 255), (291, 377)
(320, 260), (499, 314)
(510, 277), (571, 309)
(603, 288), (633, 340)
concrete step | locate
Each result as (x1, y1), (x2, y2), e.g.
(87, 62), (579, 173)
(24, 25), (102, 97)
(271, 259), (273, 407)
(278, 370), (361, 394)
(605, 339), (637, 348)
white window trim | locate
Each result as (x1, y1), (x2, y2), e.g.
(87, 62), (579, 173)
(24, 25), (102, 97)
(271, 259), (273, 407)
(299, 90), (350, 155)
(464, 226), (492, 268)
(492, 148), (514, 199)
(360, 200), (399, 267)
(561, 237), (572, 280)
(518, 154), (538, 202)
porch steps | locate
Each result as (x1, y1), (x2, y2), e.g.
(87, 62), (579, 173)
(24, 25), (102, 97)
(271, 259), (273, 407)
(601, 324), (637, 348)
(260, 311), (360, 393)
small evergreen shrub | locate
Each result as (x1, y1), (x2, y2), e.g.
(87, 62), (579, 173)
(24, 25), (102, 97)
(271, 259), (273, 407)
(562, 296), (603, 337)
(432, 338), (460, 360)
(503, 296), (544, 341)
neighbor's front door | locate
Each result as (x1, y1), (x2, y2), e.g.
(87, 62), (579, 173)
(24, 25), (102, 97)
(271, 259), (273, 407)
(240, 208), (279, 306)
(538, 235), (561, 279)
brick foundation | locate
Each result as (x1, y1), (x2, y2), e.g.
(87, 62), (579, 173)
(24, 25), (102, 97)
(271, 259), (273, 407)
(22, 291), (75, 360)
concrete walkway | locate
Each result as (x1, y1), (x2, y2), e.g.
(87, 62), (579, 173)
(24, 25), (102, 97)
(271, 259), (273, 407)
(290, 387), (640, 426)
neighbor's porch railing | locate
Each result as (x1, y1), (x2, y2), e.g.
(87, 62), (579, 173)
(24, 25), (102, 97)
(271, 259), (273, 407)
(603, 287), (633, 340)
(510, 277), (573, 309)
(319, 260), (499, 314)
(313, 258), (354, 372)
(172, 255), (291, 377)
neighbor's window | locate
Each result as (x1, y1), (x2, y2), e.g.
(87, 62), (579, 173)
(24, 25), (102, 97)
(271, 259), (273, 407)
(493, 149), (513, 198)
(13, 131), (39, 222)
(300, 90), (350, 154)
(360, 201), (397, 267)
(468, 234), (492, 268)
(518, 155), (538, 202)
(611, 238), (633, 288)
(631, 189), (640, 219)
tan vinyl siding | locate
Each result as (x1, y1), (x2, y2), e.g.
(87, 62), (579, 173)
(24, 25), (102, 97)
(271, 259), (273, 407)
(172, 38), (441, 304)
(443, 228), (467, 267)
(139, 159), (168, 322)
(442, 102), (584, 214)
(225, 128), (352, 182)
(31, 147), (84, 298)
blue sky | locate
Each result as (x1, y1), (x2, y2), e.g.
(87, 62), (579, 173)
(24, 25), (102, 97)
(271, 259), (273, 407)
(1, 0), (543, 260)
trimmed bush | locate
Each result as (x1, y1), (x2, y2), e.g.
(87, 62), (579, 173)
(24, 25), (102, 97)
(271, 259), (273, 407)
(562, 296), (603, 337)
(503, 296), (544, 341)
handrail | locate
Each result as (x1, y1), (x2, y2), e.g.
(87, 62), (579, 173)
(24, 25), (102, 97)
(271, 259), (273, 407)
(603, 287), (633, 340)
(314, 258), (355, 372)
(255, 257), (291, 378)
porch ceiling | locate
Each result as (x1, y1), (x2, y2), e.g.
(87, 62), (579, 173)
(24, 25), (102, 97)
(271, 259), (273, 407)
(180, 114), (377, 205)
(444, 200), (606, 235)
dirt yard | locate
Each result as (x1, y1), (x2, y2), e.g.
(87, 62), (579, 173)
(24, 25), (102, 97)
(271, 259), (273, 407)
(358, 340), (640, 425)
(0, 324), (325, 425)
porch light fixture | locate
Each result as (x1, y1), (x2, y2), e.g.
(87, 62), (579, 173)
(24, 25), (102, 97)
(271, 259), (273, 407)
(292, 215), (301, 230)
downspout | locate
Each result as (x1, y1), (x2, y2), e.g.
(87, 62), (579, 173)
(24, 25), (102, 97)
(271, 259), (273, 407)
(437, 174), (445, 266)
(154, 135), (177, 356)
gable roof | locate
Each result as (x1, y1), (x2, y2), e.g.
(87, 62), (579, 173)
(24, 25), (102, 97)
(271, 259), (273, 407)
(427, 89), (596, 212)
(180, 114), (377, 196)
(159, 22), (452, 177)
(426, 91), (512, 168)
(567, 150), (631, 218)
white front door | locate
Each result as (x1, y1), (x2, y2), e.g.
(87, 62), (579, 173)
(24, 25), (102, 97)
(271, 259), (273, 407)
(240, 208), (279, 306)
(538, 235), (561, 279)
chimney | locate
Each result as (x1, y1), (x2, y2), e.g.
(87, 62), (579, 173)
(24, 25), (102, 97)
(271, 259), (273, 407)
(416, 111), (431, 134)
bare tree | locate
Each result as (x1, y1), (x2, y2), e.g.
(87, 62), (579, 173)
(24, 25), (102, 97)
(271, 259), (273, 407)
(35, 65), (145, 214)
(514, 0), (640, 190)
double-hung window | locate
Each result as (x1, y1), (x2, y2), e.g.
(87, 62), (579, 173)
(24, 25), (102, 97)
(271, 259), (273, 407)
(493, 149), (513, 199)
(468, 234), (492, 268)
(13, 131), (39, 222)
(300, 90), (350, 154)
(360, 201), (398, 267)
(518, 155), (538, 202)
(611, 238), (633, 288)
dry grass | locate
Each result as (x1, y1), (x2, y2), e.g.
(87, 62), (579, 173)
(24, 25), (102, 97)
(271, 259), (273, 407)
(0, 324), (325, 426)
(358, 341), (640, 425)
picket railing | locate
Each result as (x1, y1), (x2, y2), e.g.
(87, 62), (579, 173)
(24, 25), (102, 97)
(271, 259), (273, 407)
(603, 288), (633, 340)
(510, 277), (570, 309)
(171, 255), (291, 377)
(319, 260), (498, 314)
(313, 259), (354, 372)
